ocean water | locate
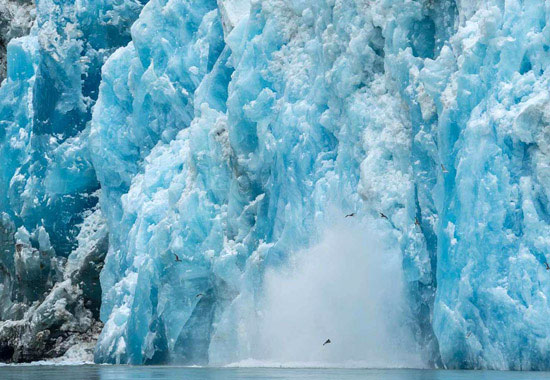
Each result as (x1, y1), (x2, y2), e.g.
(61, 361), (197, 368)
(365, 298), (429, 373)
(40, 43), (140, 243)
(2, 366), (550, 380)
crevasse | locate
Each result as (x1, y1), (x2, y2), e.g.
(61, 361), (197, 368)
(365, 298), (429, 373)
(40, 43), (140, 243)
(2, 0), (550, 370)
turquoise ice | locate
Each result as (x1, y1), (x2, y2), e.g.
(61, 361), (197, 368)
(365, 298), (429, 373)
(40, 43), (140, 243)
(2, 0), (550, 370)
(0, 0), (145, 359)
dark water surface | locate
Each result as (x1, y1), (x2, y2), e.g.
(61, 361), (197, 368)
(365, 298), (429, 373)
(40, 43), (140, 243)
(1, 366), (550, 380)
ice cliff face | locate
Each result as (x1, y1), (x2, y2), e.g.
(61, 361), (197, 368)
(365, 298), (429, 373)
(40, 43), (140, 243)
(3, 0), (550, 370)
(0, 0), (145, 362)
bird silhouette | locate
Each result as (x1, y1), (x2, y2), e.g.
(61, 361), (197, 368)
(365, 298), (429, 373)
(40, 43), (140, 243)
(323, 339), (331, 346)
(196, 293), (204, 298)
(174, 253), (182, 262)
(415, 217), (420, 226)
(546, 262), (549, 271)
(380, 212), (388, 220)
(345, 212), (356, 218)
(441, 164), (449, 173)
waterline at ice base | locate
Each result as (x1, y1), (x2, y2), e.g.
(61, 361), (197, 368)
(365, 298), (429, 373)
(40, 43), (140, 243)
(1, 0), (550, 371)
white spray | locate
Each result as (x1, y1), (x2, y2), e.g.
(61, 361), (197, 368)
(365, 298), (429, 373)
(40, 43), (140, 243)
(232, 218), (424, 368)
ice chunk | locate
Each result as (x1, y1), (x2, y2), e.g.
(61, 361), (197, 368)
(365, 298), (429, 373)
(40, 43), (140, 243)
(217, 0), (250, 36)
(0, 0), (35, 82)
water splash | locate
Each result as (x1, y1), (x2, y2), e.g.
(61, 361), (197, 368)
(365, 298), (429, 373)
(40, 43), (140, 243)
(234, 219), (424, 368)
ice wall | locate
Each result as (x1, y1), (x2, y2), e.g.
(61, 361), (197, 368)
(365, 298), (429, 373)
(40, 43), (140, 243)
(2, 0), (550, 370)
(89, 0), (550, 369)
(424, 1), (550, 370)
(0, 0), (145, 362)
(90, 0), (227, 363)
(91, 0), (438, 366)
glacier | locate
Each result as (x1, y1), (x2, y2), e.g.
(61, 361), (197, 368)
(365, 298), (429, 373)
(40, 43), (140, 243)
(0, 0), (145, 361)
(1, 0), (550, 371)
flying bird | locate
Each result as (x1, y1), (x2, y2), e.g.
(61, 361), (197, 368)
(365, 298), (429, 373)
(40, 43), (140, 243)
(380, 212), (388, 220)
(546, 262), (549, 271)
(196, 293), (204, 298)
(441, 164), (449, 173)
(323, 339), (331, 346)
(345, 212), (356, 218)
(174, 253), (182, 262)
